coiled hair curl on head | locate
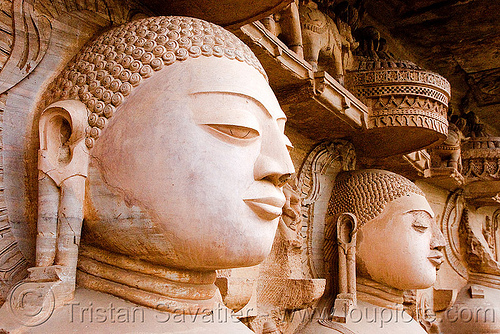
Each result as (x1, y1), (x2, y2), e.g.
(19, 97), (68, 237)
(43, 16), (266, 149)
(328, 169), (424, 227)
(323, 169), (425, 299)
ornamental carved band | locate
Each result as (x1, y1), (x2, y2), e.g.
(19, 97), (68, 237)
(347, 65), (450, 136)
(462, 137), (500, 179)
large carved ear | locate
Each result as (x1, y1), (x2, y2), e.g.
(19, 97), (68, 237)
(331, 212), (357, 323)
(38, 100), (89, 185)
(35, 100), (89, 276)
(336, 213), (357, 247)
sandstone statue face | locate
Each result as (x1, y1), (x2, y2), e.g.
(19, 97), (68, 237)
(86, 56), (294, 270)
(356, 193), (446, 290)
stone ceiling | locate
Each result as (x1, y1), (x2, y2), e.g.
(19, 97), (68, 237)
(141, 0), (499, 132)
(363, 0), (500, 132)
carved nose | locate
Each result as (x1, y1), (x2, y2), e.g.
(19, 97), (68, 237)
(254, 117), (295, 187)
(254, 153), (293, 187)
(430, 222), (446, 251)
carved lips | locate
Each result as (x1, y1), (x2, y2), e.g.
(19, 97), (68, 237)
(428, 250), (444, 269)
(243, 183), (286, 221)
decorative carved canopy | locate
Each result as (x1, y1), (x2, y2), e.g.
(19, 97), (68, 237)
(347, 60), (451, 157)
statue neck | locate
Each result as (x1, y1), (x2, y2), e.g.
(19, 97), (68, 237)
(77, 244), (220, 314)
(356, 276), (404, 310)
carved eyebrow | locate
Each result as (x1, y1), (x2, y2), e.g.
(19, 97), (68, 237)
(405, 210), (433, 220)
(190, 91), (285, 120)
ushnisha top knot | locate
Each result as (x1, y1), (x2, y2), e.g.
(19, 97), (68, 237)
(328, 169), (425, 227)
(44, 16), (267, 149)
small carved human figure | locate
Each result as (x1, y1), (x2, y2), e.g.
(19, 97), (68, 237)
(465, 111), (488, 138)
(0, 16), (294, 333)
(281, 177), (305, 248)
(301, 169), (446, 334)
(377, 38), (394, 60)
(441, 208), (500, 333)
(259, 176), (305, 277)
(482, 216), (497, 258)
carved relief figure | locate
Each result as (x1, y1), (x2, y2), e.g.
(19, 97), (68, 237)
(246, 176), (325, 334)
(260, 0), (358, 84)
(483, 216), (498, 256)
(301, 169), (446, 334)
(440, 207), (500, 333)
(299, 0), (357, 83)
(428, 122), (466, 171)
(0, 16), (294, 333)
(354, 26), (380, 59)
(261, 0), (304, 58)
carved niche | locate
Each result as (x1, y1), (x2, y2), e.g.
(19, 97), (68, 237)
(297, 140), (356, 280)
(440, 190), (468, 279)
(440, 205), (500, 333)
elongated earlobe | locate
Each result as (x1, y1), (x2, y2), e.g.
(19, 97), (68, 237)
(31, 100), (89, 304)
(331, 212), (357, 323)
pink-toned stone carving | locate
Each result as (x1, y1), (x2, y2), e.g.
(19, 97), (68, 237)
(0, 93), (28, 304)
(462, 137), (500, 179)
(347, 60), (451, 157)
(460, 135), (500, 206)
(261, 0), (304, 58)
(483, 216), (498, 257)
(440, 190), (468, 279)
(0, 15), (294, 333)
(260, 0), (359, 84)
(298, 140), (356, 279)
(299, 1), (358, 83)
(424, 121), (467, 190)
(441, 207), (500, 333)
(0, 0), (148, 308)
(428, 123), (466, 172)
(0, 0), (51, 94)
(301, 169), (446, 334)
(245, 176), (326, 334)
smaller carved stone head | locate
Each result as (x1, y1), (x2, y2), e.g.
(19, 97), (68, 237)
(327, 169), (446, 290)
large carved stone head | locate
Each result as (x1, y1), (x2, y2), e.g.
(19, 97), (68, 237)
(328, 169), (446, 290)
(38, 16), (294, 274)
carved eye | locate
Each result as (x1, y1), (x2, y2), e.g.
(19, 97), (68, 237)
(206, 124), (260, 140)
(412, 221), (429, 233)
